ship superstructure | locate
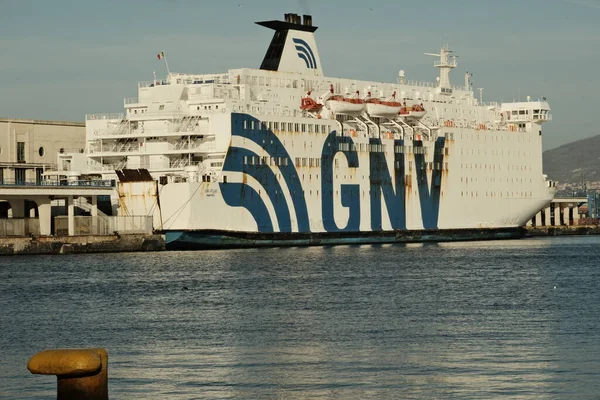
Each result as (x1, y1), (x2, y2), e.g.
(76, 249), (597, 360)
(82, 13), (555, 248)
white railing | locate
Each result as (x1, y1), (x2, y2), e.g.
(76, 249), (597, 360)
(73, 198), (108, 217)
(87, 140), (215, 155)
(434, 60), (457, 68)
(168, 73), (231, 85)
(86, 113), (125, 121)
(138, 80), (169, 88)
(481, 101), (501, 108)
(96, 161), (128, 171)
(91, 159), (203, 172)
(403, 80), (469, 92)
(138, 73), (232, 88)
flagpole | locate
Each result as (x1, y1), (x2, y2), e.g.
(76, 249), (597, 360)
(163, 54), (170, 76)
(158, 52), (170, 77)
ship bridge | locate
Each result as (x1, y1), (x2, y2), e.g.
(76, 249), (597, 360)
(501, 100), (552, 123)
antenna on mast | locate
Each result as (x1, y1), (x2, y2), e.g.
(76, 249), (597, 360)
(465, 71), (472, 90)
(478, 88), (484, 104)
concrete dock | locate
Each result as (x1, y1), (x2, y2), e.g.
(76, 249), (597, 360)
(0, 234), (165, 255)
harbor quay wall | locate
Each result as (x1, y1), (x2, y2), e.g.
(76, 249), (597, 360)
(0, 234), (165, 256)
(525, 225), (600, 237)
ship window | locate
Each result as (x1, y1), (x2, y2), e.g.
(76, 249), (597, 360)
(294, 123), (299, 132)
(301, 124), (306, 132)
(159, 105), (165, 110)
(519, 110), (526, 115)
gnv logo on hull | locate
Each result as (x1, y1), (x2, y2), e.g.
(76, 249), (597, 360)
(222, 115), (446, 233)
(292, 38), (317, 69)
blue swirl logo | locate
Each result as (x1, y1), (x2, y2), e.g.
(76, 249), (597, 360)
(292, 38), (317, 69)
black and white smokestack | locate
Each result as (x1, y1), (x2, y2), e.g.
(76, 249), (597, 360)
(303, 15), (312, 26)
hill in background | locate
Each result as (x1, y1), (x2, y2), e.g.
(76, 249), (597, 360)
(543, 134), (600, 193)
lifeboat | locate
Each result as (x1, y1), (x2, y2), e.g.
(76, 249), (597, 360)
(325, 86), (365, 116)
(399, 103), (427, 119)
(300, 91), (323, 112)
(366, 91), (402, 118)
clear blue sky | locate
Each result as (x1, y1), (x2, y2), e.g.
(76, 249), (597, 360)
(1, 0), (598, 150)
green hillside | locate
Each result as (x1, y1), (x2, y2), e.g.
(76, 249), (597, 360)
(543, 135), (600, 187)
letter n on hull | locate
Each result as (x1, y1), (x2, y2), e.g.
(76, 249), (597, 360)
(369, 138), (406, 230)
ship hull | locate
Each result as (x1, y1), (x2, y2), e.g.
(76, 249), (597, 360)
(150, 111), (555, 250)
(165, 227), (525, 250)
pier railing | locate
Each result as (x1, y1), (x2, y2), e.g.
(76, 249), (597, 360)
(54, 216), (153, 236)
(0, 218), (40, 237)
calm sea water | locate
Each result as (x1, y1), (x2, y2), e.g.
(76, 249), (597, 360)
(1, 236), (599, 399)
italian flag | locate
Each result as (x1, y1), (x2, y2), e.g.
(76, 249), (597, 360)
(157, 52), (165, 60)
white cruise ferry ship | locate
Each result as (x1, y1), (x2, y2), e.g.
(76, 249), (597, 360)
(84, 13), (555, 248)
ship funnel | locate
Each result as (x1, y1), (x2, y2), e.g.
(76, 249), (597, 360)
(256, 13), (323, 76)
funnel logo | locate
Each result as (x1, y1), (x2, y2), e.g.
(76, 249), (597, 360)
(292, 38), (317, 69)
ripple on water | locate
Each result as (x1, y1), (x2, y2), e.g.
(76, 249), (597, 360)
(1, 237), (600, 399)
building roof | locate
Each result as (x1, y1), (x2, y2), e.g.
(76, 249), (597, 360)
(0, 117), (85, 127)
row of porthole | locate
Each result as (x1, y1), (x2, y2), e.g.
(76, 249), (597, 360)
(0, 146), (46, 157)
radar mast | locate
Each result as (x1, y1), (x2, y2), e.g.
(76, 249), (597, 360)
(425, 45), (457, 95)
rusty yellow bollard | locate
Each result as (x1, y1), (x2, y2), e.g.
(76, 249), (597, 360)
(28, 348), (109, 400)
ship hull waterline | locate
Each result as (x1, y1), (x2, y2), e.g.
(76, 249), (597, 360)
(164, 227), (526, 250)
